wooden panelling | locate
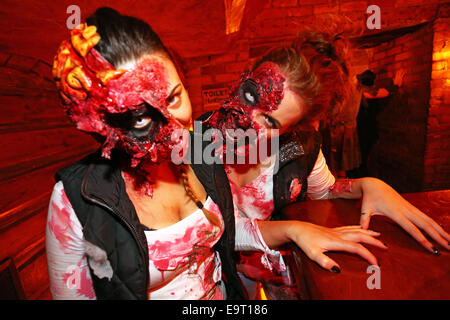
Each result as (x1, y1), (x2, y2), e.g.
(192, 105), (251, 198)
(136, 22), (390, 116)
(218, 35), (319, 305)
(0, 67), (56, 97)
(0, 158), (85, 214)
(0, 120), (73, 134)
(17, 238), (49, 299)
(0, 95), (66, 125)
(0, 127), (96, 166)
(0, 258), (25, 299)
(0, 166), (59, 214)
(0, 208), (47, 265)
(37, 287), (52, 300)
(0, 144), (98, 184)
(0, 192), (51, 233)
(0, 53), (98, 299)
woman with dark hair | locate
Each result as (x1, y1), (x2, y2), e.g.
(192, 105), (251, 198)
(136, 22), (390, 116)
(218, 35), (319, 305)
(46, 7), (247, 300)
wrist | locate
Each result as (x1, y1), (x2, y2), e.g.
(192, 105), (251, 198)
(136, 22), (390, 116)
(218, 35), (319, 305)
(329, 178), (361, 199)
(257, 220), (297, 248)
(359, 177), (380, 192)
(284, 220), (307, 243)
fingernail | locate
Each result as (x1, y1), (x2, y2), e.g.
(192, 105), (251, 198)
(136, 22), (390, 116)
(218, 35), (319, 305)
(331, 266), (341, 273)
(432, 247), (440, 256)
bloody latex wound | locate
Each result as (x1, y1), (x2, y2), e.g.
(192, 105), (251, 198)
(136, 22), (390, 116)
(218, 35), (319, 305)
(53, 24), (184, 168)
(204, 62), (285, 156)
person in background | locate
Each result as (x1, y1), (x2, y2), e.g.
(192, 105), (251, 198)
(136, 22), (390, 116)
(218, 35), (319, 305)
(349, 69), (390, 178)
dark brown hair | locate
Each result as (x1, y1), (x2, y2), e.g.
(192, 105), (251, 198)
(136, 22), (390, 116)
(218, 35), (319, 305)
(86, 7), (170, 67)
(86, 7), (186, 83)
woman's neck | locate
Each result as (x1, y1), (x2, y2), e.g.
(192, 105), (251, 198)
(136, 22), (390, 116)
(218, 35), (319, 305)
(225, 153), (275, 188)
(121, 159), (181, 196)
(140, 161), (180, 183)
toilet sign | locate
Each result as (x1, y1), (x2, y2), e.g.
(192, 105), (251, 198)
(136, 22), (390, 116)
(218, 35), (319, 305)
(202, 87), (229, 110)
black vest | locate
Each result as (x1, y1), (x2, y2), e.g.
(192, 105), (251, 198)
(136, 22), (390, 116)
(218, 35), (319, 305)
(55, 149), (245, 300)
(196, 112), (321, 220)
(272, 128), (321, 220)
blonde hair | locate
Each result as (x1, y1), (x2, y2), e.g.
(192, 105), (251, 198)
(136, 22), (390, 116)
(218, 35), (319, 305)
(253, 15), (356, 125)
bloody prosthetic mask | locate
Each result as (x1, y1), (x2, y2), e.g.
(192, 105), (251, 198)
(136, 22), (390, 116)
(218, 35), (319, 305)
(53, 24), (184, 196)
(204, 63), (285, 159)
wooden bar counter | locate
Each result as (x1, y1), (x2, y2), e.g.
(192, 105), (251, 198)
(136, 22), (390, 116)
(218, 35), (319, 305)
(282, 190), (450, 299)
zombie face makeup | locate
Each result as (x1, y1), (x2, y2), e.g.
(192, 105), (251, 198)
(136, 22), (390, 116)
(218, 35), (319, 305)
(203, 62), (285, 160)
(53, 24), (188, 196)
(53, 24), (185, 168)
(205, 62), (285, 135)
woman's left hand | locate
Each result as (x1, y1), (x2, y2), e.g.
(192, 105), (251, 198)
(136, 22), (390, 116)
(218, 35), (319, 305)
(359, 177), (450, 254)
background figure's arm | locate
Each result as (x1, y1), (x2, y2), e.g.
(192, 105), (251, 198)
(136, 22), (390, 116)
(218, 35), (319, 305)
(362, 88), (389, 99)
(46, 181), (96, 300)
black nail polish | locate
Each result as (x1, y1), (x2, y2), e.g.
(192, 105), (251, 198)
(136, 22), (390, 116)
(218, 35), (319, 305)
(432, 247), (440, 256)
(331, 266), (341, 273)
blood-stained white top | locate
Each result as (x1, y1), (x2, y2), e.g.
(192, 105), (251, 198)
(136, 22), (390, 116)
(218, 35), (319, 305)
(227, 149), (336, 272)
(229, 149), (335, 222)
(46, 181), (224, 300)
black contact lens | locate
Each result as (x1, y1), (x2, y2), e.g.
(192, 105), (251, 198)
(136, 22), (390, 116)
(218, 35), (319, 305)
(105, 103), (166, 141)
(129, 105), (167, 141)
(239, 79), (260, 106)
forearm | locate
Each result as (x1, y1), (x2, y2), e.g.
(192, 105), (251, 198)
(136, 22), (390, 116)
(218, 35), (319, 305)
(256, 220), (300, 249)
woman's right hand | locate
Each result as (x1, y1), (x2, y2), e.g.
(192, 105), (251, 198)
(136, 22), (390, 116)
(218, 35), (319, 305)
(286, 221), (387, 272)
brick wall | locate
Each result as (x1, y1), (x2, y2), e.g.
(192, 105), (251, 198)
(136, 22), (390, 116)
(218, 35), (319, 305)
(424, 7), (450, 191)
(184, 0), (449, 117)
(366, 23), (434, 192)
(184, 43), (251, 121)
